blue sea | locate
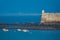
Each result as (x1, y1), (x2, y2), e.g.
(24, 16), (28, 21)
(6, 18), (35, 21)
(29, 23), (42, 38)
(0, 0), (60, 40)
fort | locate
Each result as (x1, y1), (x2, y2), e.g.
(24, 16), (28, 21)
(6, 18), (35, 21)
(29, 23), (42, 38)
(41, 10), (60, 23)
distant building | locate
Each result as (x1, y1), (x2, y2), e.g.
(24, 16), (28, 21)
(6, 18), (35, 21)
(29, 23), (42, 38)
(41, 10), (60, 23)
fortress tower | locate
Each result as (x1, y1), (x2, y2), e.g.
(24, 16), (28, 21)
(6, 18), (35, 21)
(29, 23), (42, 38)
(41, 10), (60, 23)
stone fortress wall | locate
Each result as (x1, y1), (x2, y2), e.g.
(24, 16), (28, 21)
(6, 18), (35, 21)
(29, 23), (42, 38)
(41, 10), (60, 23)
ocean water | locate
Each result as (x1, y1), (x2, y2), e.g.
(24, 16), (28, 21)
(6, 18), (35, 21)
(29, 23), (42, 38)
(0, 0), (60, 40)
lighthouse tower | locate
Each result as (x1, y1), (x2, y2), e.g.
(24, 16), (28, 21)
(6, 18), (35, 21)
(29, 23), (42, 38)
(41, 10), (46, 23)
